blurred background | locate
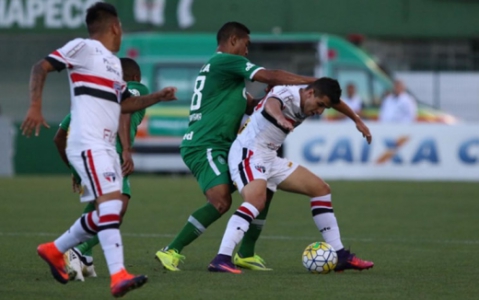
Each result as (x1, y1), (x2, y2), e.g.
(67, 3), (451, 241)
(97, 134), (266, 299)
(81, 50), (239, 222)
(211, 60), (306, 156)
(0, 0), (478, 180)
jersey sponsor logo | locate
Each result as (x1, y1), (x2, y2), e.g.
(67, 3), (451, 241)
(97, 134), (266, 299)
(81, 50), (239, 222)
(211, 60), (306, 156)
(129, 88), (140, 97)
(103, 58), (121, 77)
(245, 62), (255, 71)
(266, 142), (280, 151)
(183, 131), (194, 140)
(66, 41), (86, 57)
(218, 156), (226, 165)
(103, 172), (116, 182)
(103, 129), (116, 144)
(189, 113), (202, 122)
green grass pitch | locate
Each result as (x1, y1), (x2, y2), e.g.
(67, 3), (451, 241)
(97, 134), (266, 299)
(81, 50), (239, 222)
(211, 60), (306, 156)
(0, 176), (478, 299)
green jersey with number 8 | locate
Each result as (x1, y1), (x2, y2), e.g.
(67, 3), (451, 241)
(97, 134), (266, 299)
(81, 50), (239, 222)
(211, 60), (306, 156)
(180, 52), (264, 150)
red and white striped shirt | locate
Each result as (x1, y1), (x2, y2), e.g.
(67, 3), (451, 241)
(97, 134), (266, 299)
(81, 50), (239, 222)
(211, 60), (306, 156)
(46, 38), (129, 152)
(238, 85), (307, 153)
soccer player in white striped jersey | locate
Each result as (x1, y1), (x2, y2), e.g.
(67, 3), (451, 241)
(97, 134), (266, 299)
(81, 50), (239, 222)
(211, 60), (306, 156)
(208, 78), (374, 273)
(21, 2), (177, 297)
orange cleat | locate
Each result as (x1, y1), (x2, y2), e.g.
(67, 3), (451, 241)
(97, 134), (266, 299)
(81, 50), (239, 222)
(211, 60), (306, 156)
(37, 242), (69, 284)
(110, 269), (148, 298)
(334, 250), (374, 272)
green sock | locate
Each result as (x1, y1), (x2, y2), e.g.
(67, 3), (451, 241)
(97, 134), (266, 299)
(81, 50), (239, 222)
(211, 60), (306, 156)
(76, 202), (98, 257)
(76, 236), (99, 257)
(168, 202), (222, 253)
(237, 198), (272, 258)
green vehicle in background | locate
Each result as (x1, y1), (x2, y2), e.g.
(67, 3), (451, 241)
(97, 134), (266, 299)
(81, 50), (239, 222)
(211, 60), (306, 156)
(118, 33), (457, 172)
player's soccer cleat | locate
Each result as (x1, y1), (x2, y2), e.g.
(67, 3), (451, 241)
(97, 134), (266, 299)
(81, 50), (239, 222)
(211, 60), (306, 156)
(208, 255), (242, 274)
(334, 250), (374, 272)
(71, 248), (97, 278)
(64, 249), (84, 281)
(110, 269), (148, 298)
(155, 248), (185, 271)
(234, 253), (272, 271)
(37, 242), (70, 284)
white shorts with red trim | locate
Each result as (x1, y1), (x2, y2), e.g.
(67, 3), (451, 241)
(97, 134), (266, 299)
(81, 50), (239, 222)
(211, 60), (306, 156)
(228, 141), (299, 193)
(67, 148), (123, 202)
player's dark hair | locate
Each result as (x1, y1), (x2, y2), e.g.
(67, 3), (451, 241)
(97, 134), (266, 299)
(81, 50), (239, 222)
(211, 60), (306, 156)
(120, 58), (141, 81)
(85, 2), (118, 35)
(216, 22), (250, 44)
(307, 78), (342, 104)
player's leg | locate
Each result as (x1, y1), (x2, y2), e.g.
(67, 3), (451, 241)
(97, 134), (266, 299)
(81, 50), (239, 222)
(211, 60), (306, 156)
(79, 149), (146, 297)
(277, 165), (374, 271)
(70, 176), (131, 280)
(64, 201), (96, 282)
(155, 147), (230, 271)
(234, 188), (273, 270)
(209, 148), (269, 273)
(37, 150), (112, 284)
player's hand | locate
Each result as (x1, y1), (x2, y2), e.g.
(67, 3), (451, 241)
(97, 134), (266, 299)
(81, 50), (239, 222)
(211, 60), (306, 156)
(355, 119), (372, 144)
(122, 150), (134, 176)
(277, 118), (294, 132)
(157, 87), (178, 102)
(20, 106), (50, 137)
(72, 175), (82, 194)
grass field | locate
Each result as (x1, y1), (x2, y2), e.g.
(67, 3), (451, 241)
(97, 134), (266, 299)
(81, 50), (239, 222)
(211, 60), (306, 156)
(1, 176), (478, 300)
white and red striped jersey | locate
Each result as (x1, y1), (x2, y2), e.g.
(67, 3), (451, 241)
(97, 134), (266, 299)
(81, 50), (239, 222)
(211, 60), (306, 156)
(237, 85), (307, 153)
(46, 38), (130, 151)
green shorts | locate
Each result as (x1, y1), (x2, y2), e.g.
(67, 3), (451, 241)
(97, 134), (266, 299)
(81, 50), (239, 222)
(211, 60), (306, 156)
(181, 146), (234, 193)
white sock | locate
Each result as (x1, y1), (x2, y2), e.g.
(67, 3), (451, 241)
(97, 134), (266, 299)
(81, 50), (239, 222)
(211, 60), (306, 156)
(97, 200), (124, 275)
(218, 202), (259, 256)
(310, 195), (344, 251)
(54, 211), (99, 253)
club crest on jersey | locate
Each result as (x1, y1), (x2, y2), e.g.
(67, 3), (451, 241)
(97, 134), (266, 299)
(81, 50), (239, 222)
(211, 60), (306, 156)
(103, 172), (116, 182)
(114, 81), (122, 100)
(218, 156), (226, 165)
(255, 165), (266, 173)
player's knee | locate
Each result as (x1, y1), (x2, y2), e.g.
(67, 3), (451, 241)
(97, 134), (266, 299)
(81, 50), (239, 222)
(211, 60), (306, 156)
(208, 197), (231, 214)
(310, 181), (330, 197)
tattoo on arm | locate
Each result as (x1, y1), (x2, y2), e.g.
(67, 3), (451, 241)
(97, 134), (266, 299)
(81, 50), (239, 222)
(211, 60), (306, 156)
(29, 60), (55, 107)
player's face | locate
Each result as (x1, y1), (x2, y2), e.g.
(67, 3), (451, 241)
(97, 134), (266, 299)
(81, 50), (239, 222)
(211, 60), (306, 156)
(303, 92), (332, 117)
(234, 35), (250, 56)
(111, 19), (123, 52)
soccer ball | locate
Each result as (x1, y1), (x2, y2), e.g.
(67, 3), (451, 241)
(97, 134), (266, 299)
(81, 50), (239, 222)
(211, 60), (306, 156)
(302, 242), (338, 274)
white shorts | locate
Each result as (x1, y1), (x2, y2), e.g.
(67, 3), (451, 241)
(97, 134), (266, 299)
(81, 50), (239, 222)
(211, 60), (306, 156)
(67, 148), (123, 202)
(228, 141), (298, 193)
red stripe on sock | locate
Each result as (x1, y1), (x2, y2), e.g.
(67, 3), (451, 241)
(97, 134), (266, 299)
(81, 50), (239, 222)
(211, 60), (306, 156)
(238, 206), (255, 218)
(87, 211), (98, 232)
(99, 214), (120, 223)
(311, 201), (332, 208)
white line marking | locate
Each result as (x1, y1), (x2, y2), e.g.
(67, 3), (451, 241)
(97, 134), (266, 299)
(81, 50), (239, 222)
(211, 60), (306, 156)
(0, 232), (478, 245)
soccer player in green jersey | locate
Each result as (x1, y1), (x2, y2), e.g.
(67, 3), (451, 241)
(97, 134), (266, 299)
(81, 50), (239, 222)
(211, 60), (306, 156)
(155, 22), (321, 271)
(53, 58), (149, 281)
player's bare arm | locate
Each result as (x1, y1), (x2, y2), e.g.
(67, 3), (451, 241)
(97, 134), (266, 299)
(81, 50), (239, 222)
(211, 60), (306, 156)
(265, 97), (294, 132)
(119, 113), (134, 176)
(21, 59), (56, 137)
(121, 87), (178, 113)
(333, 100), (372, 144)
(253, 69), (316, 86)
(53, 127), (69, 167)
